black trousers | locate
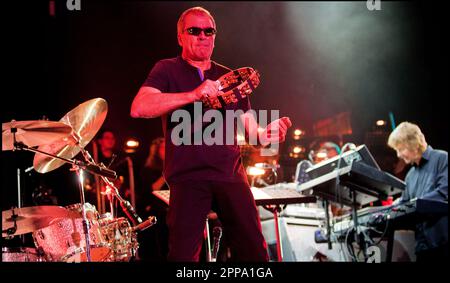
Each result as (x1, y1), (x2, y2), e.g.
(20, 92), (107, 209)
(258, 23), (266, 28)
(166, 180), (269, 262)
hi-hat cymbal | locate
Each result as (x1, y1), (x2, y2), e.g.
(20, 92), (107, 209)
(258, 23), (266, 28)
(2, 120), (73, 151)
(2, 206), (71, 237)
(33, 98), (108, 173)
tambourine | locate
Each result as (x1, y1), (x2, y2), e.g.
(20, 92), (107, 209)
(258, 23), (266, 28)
(201, 67), (260, 109)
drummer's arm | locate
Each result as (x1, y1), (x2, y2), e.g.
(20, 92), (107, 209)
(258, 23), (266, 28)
(130, 80), (219, 119)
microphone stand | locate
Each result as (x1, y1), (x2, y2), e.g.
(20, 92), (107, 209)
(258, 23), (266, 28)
(73, 166), (92, 262)
(79, 148), (143, 226)
(12, 141), (117, 180)
(79, 147), (157, 234)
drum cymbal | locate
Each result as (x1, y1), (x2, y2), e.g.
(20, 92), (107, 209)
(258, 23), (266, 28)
(33, 98), (108, 173)
(2, 206), (71, 237)
(2, 120), (72, 151)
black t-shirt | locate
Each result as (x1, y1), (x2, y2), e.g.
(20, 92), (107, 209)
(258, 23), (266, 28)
(142, 56), (250, 185)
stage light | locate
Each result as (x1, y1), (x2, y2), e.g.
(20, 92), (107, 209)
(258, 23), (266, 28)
(124, 138), (139, 153)
(246, 166), (266, 176)
(126, 139), (139, 148)
(376, 120), (386, 126)
(293, 128), (305, 140)
(289, 145), (305, 159)
(316, 151), (328, 159)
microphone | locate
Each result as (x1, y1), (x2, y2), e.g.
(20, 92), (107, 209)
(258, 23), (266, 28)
(132, 216), (157, 232)
(85, 164), (117, 179)
(211, 226), (222, 262)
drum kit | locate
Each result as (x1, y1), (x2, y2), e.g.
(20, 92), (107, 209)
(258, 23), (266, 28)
(2, 98), (156, 262)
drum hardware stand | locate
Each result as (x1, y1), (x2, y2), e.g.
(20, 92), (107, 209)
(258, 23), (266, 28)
(71, 166), (92, 262)
(103, 154), (117, 217)
(106, 184), (116, 219)
(11, 138), (117, 262)
(102, 176), (143, 226)
(79, 148), (143, 227)
(92, 141), (106, 214)
(10, 127), (26, 244)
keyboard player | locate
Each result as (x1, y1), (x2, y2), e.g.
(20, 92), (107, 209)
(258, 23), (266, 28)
(388, 122), (448, 262)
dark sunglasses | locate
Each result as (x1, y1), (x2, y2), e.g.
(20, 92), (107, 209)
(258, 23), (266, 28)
(185, 27), (217, 36)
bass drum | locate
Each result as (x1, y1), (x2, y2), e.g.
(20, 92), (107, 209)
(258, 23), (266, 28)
(33, 203), (111, 262)
(2, 247), (46, 262)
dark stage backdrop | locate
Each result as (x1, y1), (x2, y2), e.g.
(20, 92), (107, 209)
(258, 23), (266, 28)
(2, 1), (448, 210)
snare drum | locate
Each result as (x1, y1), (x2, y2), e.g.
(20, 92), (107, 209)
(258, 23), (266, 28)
(2, 247), (46, 262)
(33, 203), (111, 262)
(98, 216), (138, 262)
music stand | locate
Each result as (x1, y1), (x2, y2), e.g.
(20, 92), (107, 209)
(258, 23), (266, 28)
(251, 185), (316, 261)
